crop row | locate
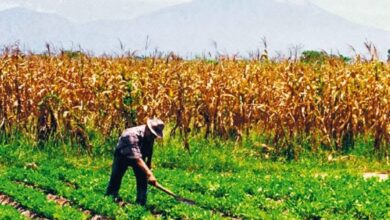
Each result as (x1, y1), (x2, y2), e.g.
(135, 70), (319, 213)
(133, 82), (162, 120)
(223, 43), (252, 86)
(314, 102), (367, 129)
(0, 177), (89, 220)
(6, 160), (326, 219)
(2, 145), (389, 219)
(6, 165), (225, 220)
(52, 158), (390, 219)
(5, 167), (154, 220)
(0, 204), (28, 220)
(155, 168), (390, 219)
(34, 159), (390, 219)
(30, 160), (268, 219)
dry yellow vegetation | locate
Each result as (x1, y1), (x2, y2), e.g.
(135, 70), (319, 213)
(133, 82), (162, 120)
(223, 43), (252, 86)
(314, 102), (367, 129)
(0, 48), (389, 156)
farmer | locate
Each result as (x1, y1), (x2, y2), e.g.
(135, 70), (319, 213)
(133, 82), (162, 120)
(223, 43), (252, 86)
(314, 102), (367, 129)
(105, 117), (164, 205)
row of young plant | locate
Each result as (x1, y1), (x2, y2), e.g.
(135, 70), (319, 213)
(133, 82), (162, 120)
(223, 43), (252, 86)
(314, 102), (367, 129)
(156, 169), (390, 219)
(31, 160), (257, 219)
(61, 158), (390, 219)
(0, 205), (27, 220)
(0, 177), (89, 220)
(13, 156), (390, 219)
(50, 165), (227, 220)
(5, 164), (226, 220)
(5, 167), (155, 220)
(1, 141), (389, 219)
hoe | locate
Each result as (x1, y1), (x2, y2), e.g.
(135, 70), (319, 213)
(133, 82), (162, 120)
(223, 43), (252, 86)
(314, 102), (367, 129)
(151, 183), (196, 205)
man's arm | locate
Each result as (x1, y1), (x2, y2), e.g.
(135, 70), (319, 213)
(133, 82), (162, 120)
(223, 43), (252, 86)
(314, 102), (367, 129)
(135, 158), (157, 186)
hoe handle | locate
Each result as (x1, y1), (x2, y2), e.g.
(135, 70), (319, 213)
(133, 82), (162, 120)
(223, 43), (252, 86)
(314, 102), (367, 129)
(152, 183), (178, 198)
(151, 182), (197, 205)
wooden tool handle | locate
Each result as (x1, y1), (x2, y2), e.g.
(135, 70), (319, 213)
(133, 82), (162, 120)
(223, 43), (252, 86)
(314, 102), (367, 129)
(153, 183), (177, 198)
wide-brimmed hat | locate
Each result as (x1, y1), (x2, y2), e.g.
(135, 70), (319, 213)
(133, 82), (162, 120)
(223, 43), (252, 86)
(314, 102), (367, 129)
(147, 117), (164, 138)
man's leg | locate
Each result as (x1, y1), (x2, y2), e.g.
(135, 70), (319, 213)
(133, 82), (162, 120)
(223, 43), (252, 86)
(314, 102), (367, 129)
(132, 164), (148, 205)
(106, 149), (128, 199)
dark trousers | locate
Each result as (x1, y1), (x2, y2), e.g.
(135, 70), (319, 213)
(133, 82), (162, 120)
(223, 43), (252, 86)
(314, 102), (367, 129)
(106, 148), (148, 205)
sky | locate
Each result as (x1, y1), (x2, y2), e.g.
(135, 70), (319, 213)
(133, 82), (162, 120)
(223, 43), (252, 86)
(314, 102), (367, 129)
(0, 0), (389, 31)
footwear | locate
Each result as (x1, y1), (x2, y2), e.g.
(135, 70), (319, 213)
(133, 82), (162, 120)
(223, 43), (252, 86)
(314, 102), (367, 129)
(113, 196), (123, 203)
(135, 198), (146, 206)
(106, 194), (123, 203)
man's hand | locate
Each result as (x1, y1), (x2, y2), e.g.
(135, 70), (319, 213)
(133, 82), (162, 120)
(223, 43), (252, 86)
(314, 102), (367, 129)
(147, 172), (157, 186)
(136, 158), (158, 186)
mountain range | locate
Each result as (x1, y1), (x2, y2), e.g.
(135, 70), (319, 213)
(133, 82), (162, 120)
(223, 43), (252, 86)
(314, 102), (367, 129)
(0, 0), (389, 58)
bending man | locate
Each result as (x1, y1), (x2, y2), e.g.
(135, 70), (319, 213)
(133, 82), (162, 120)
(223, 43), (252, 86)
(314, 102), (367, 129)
(106, 117), (164, 205)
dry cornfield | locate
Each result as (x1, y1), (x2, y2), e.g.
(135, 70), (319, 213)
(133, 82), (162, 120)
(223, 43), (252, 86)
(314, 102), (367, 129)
(0, 48), (389, 156)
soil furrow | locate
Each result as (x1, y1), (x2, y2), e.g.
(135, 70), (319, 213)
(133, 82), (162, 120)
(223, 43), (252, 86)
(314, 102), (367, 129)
(0, 193), (49, 220)
(14, 181), (108, 220)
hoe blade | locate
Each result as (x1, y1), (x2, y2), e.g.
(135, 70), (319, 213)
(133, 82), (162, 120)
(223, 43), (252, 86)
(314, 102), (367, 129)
(175, 196), (196, 205)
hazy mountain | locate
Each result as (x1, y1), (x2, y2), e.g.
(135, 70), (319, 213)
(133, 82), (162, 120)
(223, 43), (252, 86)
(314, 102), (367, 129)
(0, 0), (389, 57)
(0, 7), (77, 49)
(0, 0), (190, 23)
(119, 0), (390, 57)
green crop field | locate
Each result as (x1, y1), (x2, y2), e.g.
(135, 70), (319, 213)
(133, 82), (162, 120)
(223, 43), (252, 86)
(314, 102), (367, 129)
(1, 135), (389, 220)
(0, 51), (389, 219)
